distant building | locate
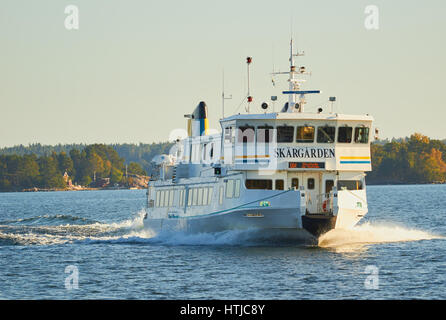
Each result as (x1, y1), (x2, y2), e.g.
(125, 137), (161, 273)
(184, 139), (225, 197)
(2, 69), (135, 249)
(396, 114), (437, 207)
(63, 171), (73, 187)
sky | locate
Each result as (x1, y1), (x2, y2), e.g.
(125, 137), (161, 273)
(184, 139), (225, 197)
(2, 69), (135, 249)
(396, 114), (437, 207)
(1, 0), (445, 147)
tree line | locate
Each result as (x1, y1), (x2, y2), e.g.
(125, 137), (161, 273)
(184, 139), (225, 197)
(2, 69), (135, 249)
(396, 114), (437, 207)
(1, 135), (445, 191)
(367, 133), (446, 184)
(0, 142), (173, 177)
(0, 144), (146, 191)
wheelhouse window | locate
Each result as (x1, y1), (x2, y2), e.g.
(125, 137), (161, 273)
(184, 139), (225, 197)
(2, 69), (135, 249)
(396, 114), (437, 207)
(275, 179), (284, 190)
(237, 126), (255, 143)
(307, 178), (315, 190)
(257, 125), (274, 158)
(354, 127), (369, 143)
(296, 126), (315, 143)
(338, 126), (352, 143)
(245, 179), (273, 190)
(337, 180), (363, 190)
(317, 126), (335, 143)
(224, 126), (234, 143)
(277, 125), (294, 143)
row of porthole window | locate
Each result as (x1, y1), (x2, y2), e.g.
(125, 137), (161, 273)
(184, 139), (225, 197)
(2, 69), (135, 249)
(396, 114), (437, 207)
(155, 180), (242, 209)
(155, 187), (213, 208)
(235, 125), (370, 144)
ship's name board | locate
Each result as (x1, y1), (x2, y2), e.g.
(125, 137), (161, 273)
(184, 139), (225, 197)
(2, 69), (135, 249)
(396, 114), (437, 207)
(274, 147), (335, 159)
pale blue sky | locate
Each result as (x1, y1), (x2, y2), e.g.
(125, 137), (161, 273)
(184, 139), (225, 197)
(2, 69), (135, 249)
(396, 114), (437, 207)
(1, 0), (445, 147)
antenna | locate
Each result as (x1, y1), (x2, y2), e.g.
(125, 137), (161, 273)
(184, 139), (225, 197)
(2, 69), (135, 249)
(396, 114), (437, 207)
(329, 96), (336, 113)
(222, 70), (232, 119)
(246, 57), (252, 113)
(271, 39), (319, 113)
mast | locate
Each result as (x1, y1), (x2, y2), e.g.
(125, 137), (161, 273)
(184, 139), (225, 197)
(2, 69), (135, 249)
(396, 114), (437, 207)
(272, 39), (320, 113)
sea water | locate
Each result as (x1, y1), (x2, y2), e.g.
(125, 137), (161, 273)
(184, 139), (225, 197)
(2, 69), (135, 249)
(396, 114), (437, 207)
(0, 185), (445, 299)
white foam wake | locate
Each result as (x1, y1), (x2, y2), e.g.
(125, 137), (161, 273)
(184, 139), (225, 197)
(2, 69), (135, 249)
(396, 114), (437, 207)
(318, 222), (443, 249)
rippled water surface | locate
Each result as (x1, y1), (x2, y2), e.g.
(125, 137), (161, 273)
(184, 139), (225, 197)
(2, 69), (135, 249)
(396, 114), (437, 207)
(1, 185), (445, 299)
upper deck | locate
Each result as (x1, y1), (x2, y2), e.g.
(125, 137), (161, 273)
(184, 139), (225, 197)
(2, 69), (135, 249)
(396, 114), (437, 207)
(218, 112), (373, 172)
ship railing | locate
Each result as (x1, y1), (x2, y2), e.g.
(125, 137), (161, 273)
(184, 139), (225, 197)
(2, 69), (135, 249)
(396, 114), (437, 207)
(314, 193), (333, 214)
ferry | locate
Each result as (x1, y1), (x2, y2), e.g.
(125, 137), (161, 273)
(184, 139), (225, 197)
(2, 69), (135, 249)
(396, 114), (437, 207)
(144, 41), (373, 240)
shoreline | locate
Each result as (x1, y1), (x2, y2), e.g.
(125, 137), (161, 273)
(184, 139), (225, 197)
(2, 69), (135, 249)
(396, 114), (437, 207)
(0, 187), (145, 193)
(1, 182), (445, 193)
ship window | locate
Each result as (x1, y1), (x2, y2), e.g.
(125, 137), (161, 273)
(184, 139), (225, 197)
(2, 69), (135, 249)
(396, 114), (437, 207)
(237, 126), (255, 143)
(203, 188), (208, 205)
(337, 180), (363, 190)
(256, 125), (274, 143)
(354, 127), (369, 143)
(208, 187), (213, 204)
(317, 126), (335, 143)
(307, 178), (315, 190)
(164, 190), (169, 207)
(160, 191), (165, 207)
(156, 191), (161, 207)
(192, 188), (198, 206)
(202, 144), (207, 161)
(168, 189), (174, 207)
(325, 180), (334, 193)
(275, 179), (284, 190)
(198, 188), (203, 206)
(338, 126), (352, 143)
(234, 180), (241, 198)
(296, 126), (315, 143)
(226, 179), (234, 198)
(245, 179), (273, 190)
(291, 178), (299, 189)
(187, 189), (192, 206)
(224, 127), (234, 143)
(179, 189), (184, 207)
(219, 186), (224, 205)
(277, 125), (294, 143)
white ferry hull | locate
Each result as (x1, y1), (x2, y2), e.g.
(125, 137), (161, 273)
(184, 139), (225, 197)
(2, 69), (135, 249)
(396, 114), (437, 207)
(143, 207), (314, 242)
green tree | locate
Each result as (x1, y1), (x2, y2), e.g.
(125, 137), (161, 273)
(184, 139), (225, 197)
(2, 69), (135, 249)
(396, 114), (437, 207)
(127, 162), (146, 176)
(110, 167), (123, 184)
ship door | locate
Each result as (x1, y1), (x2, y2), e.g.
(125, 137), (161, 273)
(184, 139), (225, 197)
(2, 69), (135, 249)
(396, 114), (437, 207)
(304, 172), (321, 214)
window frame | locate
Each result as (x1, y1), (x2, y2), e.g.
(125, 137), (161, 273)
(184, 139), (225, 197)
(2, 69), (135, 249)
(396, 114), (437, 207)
(277, 125), (295, 143)
(317, 125), (336, 143)
(307, 178), (315, 190)
(296, 126), (315, 143)
(226, 179), (234, 198)
(245, 179), (273, 190)
(291, 178), (299, 189)
(354, 127), (370, 144)
(337, 126), (353, 143)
